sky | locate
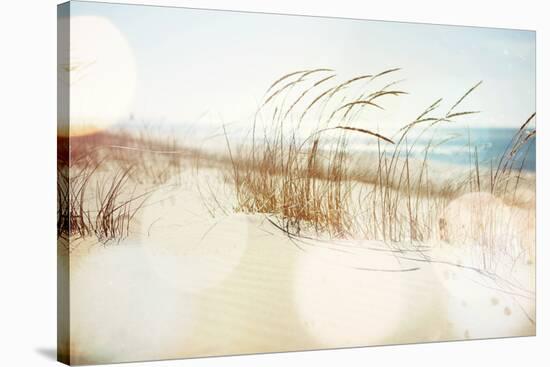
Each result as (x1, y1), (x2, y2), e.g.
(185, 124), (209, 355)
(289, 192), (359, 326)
(67, 0), (536, 132)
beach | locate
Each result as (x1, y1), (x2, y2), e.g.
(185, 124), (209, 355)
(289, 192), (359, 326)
(61, 156), (535, 364)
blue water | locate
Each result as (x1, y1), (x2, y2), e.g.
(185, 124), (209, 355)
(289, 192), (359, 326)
(347, 127), (536, 172)
(411, 128), (534, 172)
(113, 122), (536, 172)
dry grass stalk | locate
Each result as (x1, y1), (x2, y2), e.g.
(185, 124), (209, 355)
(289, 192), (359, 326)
(222, 68), (535, 269)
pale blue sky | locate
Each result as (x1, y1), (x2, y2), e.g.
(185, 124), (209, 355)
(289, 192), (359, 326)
(69, 0), (536, 130)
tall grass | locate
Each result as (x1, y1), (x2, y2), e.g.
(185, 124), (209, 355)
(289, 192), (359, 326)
(109, 125), (184, 185)
(57, 160), (95, 241)
(362, 83), (482, 243)
(57, 159), (151, 244)
(64, 127), (186, 186)
(58, 124), (220, 243)
(223, 68), (536, 259)
(225, 68), (408, 237)
(490, 112), (536, 200)
(57, 130), (169, 243)
(225, 69), (392, 236)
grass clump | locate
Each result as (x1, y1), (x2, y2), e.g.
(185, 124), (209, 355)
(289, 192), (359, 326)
(222, 68), (536, 258)
(225, 67), (405, 237)
(57, 143), (152, 244)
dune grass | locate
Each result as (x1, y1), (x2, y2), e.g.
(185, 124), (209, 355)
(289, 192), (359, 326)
(57, 123), (222, 243)
(222, 68), (536, 258)
(57, 67), (535, 268)
(62, 126), (188, 186)
(108, 125), (184, 185)
(57, 158), (151, 244)
(57, 129), (178, 244)
(223, 68), (408, 237)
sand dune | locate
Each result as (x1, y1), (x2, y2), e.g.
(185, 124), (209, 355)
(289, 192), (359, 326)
(65, 170), (535, 364)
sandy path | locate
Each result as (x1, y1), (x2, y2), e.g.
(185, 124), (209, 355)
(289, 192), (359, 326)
(67, 181), (535, 364)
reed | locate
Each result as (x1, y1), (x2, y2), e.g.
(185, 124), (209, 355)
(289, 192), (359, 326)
(363, 82), (483, 242)
(57, 137), (157, 243)
(65, 127), (186, 186)
(222, 67), (535, 265)
(225, 68), (407, 237)
(109, 125), (184, 185)
(93, 165), (150, 243)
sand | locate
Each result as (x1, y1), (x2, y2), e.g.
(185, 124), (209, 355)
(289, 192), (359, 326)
(63, 167), (536, 365)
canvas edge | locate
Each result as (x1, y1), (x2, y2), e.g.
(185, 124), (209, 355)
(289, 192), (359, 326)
(57, 1), (71, 365)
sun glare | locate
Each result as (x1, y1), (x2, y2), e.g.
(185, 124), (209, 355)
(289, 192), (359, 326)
(61, 16), (136, 137)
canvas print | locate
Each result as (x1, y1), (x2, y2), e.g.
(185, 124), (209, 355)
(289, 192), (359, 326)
(57, 1), (536, 365)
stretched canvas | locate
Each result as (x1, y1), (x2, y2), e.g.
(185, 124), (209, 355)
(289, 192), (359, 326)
(57, 1), (536, 365)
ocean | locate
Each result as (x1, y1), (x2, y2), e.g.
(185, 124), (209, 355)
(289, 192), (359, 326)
(327, 127), (536, 172)
(114, 122), (537, 172)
